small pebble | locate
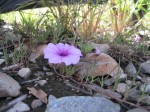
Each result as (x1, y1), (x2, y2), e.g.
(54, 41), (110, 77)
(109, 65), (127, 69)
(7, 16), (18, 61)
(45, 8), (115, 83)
(18, 68), (31, 78)
(43, 66), (49, 71)
(34, 71), (45, 77)
(0, 59), (5, 65)
(104, 78), (114, 86)
(36, 80), (47, 86)
(46, 72), (54, 76)
(31, 99), (43, 109)
(0, 52), (3, 55)
(114, 73), (127, 81)
(140, 61), (150, 74)
(125, 62), (137, 77)
(140, 84), (150, 94)
(116, 83), (127, 94)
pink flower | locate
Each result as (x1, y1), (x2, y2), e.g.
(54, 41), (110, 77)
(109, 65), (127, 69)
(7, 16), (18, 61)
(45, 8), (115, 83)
(44, 43), (82, 66)
(135, 35), (142, 43)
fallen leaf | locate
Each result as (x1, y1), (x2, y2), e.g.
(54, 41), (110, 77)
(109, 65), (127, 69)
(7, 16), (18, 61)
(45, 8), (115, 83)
(27, 87), (47, 104)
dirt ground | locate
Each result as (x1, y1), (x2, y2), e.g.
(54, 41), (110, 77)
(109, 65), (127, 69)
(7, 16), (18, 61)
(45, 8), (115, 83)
(0, 56), (129, 112)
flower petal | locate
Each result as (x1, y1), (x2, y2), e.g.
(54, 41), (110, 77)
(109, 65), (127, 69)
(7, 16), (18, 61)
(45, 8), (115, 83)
(44, 43), (58, 53)
(62, 57), (72, 66)
(48, 56), (62, 64)
(69, 46), (82, 56)
(44, 53), (58, 59)
(68, 55), (80, 64)
(62, 55), (80, 65)
(56, 43), (65, 51)
(44, 43), (82, 65)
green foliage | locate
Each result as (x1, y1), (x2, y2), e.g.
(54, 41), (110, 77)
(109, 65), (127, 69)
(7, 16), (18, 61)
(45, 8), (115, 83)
(59, 66), (76, 77)
(12, 41), (26, 64)
(3, 46), (9, 65)
(79, 41), (93, 55)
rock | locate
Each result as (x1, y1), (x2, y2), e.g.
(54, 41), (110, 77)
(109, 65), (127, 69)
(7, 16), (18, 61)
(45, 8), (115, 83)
(136, 81), (142, 86)
(125, 62), (137, 77)
(128, 89), (150, 105)
(48, 95), (57, 102)
(140, 61), (150, 74)
(28, 52), (38, 63)
(18, 68), (31, 78)
(0, 59), (4, 65)
(140, 84), (150, 94)
(126, 80), (133, 85)
(34, 71), (45, 77)
(46, 72), (54, 76)
(116, 83), (128, 94)
(136, 76), (142, 80)
(2, 64), (20, 71)
(45, 96), (120, 112)
(104, 78), (114, 86)
(0, 72), (21, 98)
(141, 77), (150, 84)
(126, 108), (149, 112)
(43, 66), (49, 71)
(90, 43), (110, 54)
(7, 102), (30, 112)
(114, 73), (127, 81)
(77, 53), (124, 77)
(0, 52), (3, 55)
(36, 80), (47, 86)
(105, 74), (127, 86)
(31, 99), (43, 109)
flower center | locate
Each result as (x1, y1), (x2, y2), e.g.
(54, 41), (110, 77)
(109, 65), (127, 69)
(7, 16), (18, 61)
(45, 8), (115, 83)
(59, 51), (69, 57)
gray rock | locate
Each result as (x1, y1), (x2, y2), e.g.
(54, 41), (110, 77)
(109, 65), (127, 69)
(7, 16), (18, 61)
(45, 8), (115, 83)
(116, 83), (128, 94)
(140, 61), (150, 74)
(28, 52), (38, 62)
(0, 72), (21, 98)
(48, 95), (57, 102)
(0, 59), (5, 65)
(46, 72), (54, 76)
(126, 80), (133, 85)
(136, 76), (142, 80)
(104, 74), (127, 86)
(45, 96), (120, 112)
(34, 71), (45, 77)
(128, 89), (150, 105)
(36, 80), (47, 86)
(141, 77), (150, 84)
(7, 102), (30, 112)
(2, 64), (19, 71)
(125, 62), (137, 77)
(104, 78), (114, 86)
(31, 99), (43, 109)
(18, 68), (31, 78)
(0, 52), (3, 55)
(126, 108), (149, 112)
(140, 84), (150, 94)
(114, 73), (127, 81)
(90, 43), (110, 54)
(43, 67), (49, 71)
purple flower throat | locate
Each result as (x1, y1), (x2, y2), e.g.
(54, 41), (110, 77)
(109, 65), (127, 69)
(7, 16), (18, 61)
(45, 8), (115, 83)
(58, 51), (69, 57)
